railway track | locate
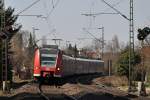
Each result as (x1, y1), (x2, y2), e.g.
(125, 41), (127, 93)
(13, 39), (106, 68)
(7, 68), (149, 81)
(37, 82), (77, 100)
(32, 73), (103, 100)
(30, 70), (130, 99)
(10, 73), (135, 100)
(38, 83), (50, 100)
(75, 74), (129, 99)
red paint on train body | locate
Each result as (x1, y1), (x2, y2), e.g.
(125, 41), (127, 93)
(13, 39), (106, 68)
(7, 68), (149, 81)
(33, 45), (62, 81)
(54, 51), (63, 77)
(33, 49), (41, 77)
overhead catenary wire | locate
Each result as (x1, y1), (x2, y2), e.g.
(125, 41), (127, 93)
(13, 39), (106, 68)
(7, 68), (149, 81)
(81, 12), (119, 16)
(41, 0), (57, 39)
(51, 0), (54, 8)
(43, 0), (61, 39)
(82, 0), (124, 17)
(102, 0), (124, 12)
(42, 0), (52, 31)
(82, 0), (124, 33)
(82, 28), (101, 42)
(47, 0), (60, 18)
(101, 0), (129, 21)
(17, 14), (43, 17)
(17, 0), (41, 15)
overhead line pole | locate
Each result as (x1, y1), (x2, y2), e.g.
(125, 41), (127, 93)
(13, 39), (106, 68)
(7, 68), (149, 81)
(98, 27), (104, 59)
(128, 0), (134, 92)
(101, 0), (135, 92)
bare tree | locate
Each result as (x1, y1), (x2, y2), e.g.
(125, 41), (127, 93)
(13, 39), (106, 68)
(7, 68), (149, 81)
(92, 39), (102, 58)
(11, 30), (36, 79)
(112, 35), (120, 54)
(21, 30), (30, 47)
(105, 35), (120, 54)
(11, 31), (26, 77)
(105, 40), (113, 53)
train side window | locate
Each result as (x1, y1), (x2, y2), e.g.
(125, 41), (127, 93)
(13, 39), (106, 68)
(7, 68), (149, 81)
(89, 62), (91, 66)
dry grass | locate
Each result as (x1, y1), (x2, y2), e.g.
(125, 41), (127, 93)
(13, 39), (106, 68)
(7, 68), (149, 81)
(0, 91), (4, 96)
(93, 75), (128, 87)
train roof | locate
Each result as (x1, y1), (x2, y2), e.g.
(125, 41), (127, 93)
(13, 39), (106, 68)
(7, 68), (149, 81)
(40, 48), (58, 54)
(42, 45), (58, 49)
(63, 55), (104, 62)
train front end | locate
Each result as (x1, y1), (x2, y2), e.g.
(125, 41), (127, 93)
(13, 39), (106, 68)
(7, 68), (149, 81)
(33, 45), (62, 81)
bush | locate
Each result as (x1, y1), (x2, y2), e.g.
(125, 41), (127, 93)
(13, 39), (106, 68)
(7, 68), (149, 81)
(116, 48), (141, 79)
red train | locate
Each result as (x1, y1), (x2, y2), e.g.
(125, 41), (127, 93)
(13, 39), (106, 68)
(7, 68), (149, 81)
(33, 45), (104, 81)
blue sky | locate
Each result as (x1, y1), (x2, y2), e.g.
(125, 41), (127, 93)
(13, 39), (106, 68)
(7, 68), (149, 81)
(5, 0), (150, 47)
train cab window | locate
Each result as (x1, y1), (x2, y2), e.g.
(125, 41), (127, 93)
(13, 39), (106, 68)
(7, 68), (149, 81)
(41, 61), (55, 66)
(41, 54), (56, 66)
(41, 56), (56, 61)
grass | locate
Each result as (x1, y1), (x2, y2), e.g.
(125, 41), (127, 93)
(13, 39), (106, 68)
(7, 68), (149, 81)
(0, 91), (3, 96)
(117, 86), (128, 92)
(145, 82), (150, 87)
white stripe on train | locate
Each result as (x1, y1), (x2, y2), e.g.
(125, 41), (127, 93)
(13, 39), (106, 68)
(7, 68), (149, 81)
(34, 74), (40, 76)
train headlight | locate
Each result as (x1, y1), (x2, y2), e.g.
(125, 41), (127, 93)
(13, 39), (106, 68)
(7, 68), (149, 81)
(57, 67), (60, 71)
(35, 66), (39, 70)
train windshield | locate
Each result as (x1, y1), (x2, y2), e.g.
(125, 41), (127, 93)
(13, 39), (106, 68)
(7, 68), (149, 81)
(41, 54), (57, 66)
